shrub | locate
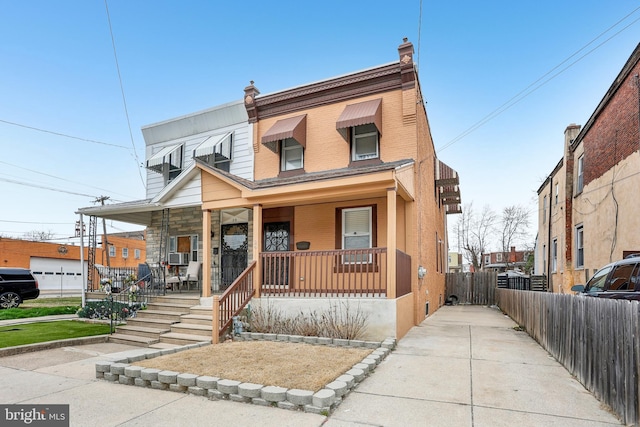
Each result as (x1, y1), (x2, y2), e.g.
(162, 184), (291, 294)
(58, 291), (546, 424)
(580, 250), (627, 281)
(77, 299), (144, 320)
(244, 300), (368, 340)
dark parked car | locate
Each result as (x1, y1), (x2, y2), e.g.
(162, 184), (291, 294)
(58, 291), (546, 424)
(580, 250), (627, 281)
(571, 255), (640, 300)
(0, 268), (40, 308)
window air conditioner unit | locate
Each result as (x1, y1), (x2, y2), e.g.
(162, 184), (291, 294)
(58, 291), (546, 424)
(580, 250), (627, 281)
(168, 252), (189, 265)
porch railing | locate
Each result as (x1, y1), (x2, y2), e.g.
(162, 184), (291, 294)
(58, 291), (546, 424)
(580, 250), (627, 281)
(213, 261), (256, 343)
(260, 248), (389, 297)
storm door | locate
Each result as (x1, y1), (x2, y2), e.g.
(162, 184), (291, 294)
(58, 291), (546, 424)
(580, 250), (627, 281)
(221, 223), (248, 289)
(263, 221), (290, 286)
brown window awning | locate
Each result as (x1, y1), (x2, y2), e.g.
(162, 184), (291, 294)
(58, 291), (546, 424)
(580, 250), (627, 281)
(336, 98), (382, 140)
(261, 114), (307, 153)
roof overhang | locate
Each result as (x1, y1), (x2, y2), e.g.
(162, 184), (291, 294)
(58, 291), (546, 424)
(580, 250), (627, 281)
(76, 200), (160, 226)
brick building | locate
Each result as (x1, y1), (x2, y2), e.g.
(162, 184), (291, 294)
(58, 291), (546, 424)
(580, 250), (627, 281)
(536, 43), (640, 293)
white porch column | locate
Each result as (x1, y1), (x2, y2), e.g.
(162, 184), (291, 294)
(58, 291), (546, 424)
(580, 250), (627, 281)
(387, 187), (397, 299)
(202, 209), (211, 297)
(253, 204), (263, 298)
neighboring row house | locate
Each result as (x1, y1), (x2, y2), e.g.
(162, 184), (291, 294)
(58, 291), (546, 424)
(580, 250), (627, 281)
(78, 39), (462, 340)
(482, 247), (530, 273)
(536, 43), (640, 293)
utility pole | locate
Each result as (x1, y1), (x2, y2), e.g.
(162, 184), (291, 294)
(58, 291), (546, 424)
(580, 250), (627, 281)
(95, 196), (111, 268)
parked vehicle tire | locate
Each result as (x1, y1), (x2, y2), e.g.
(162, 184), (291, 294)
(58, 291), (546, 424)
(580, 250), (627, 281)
(0, 291), (22, 309)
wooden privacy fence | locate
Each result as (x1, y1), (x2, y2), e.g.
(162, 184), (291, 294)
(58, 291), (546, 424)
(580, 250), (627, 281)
(498, 289), (640, 426)
(445, 272), (497, 305)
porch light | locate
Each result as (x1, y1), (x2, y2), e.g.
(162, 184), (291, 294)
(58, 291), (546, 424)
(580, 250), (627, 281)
(418, 266), (427, 279)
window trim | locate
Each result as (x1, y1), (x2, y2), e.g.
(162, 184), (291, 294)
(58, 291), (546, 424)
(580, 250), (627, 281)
(280, 138), (304, 172)
(335, 205), (378, 272)
(576, 154), (584, 194)
(351, 124), (380, 162)
(576, 225), (584, 269)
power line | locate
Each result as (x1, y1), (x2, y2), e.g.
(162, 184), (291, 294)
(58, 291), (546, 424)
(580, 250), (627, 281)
(0, 177), (97, 198)
(0, 118), (129, 149)
(104, 0), (145, 189)
(437, 6), (640, 152)
(0, 160), (139, 200)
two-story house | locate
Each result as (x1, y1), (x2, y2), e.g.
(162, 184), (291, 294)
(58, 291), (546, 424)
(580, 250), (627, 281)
(536, 42), (640, 293)
(194, 39), (461, 340)
(78, 100), (254, 291)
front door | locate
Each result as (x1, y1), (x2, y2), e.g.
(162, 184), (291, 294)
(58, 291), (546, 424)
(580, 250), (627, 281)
(263, 221), (290, 286)
(221, 223), (248, 289)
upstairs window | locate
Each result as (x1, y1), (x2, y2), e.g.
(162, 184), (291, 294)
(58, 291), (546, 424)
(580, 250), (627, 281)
(576, 155), (584, 193)
(281, 138), (304, 171)
(261, 114), (307, 177)
(108, 245), (116, 258)
(146, 144), (183, 184)
(134, 249), (141, 259)
(122, 248), (129, 259)
(351, 124), (379, 161)
(543, 195), (548, 223)
(576, 225), (584, 268)
(336, 98), (382, 165)
(194, 132), (233, 173)
(552, 239), (558, 272)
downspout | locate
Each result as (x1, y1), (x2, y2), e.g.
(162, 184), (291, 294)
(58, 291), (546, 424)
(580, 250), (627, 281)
(547, 177), (553, 292)
(80, 213), (85, 308)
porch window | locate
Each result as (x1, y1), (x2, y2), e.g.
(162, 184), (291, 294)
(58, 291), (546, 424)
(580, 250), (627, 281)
(280, 138), (303, 171)
(342, 207), (372, 263)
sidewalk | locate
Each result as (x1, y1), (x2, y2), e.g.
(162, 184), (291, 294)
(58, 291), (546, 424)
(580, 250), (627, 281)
(0, 305), (622, 426)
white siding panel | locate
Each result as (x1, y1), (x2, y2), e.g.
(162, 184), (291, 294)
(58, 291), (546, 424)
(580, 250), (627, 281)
(164, 175), (202, 208)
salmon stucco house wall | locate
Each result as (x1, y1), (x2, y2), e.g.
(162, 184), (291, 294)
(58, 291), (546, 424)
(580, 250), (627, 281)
(196, 39), (461, 341)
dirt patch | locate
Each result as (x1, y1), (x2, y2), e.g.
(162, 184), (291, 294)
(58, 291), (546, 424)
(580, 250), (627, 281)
(136, 341), (373, 391)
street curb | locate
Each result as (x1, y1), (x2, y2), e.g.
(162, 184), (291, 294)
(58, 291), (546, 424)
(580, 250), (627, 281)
(0, 335), (110, 358)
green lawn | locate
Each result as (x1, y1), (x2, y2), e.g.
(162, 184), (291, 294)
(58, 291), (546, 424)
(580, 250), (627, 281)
(0, 306), (80, 321)
(21, 297), (82, 308)
(0, 320), (111, 348)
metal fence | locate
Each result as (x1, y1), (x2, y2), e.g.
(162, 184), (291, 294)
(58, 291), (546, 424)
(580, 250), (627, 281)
(498, 289), (640, 426)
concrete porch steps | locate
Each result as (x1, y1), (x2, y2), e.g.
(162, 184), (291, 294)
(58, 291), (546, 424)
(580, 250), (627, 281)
(109, 294), (200, 347)
(109, 333), (159, 346)
(158, 332), (211, 346)
(113, 324), (170, 339)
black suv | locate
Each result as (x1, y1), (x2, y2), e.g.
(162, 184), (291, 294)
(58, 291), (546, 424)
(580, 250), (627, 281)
(0, 268), (40, 308)
(571, 255), (640, 300)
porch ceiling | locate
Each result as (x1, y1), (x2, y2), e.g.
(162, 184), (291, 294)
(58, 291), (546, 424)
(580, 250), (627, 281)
(76, 200), (158, 226)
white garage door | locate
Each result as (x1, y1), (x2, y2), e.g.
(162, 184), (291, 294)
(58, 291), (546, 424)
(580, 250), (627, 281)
(30, 257), (87, 293)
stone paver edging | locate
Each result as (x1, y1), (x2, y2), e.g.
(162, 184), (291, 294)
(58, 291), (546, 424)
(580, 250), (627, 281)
(95, 335), (396, 414)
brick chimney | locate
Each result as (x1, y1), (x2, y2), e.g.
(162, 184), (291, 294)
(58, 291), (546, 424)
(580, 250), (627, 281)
(244, 81), (260, 123)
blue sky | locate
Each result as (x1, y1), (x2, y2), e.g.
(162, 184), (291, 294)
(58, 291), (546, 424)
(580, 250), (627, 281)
(1, 1), (638, 249)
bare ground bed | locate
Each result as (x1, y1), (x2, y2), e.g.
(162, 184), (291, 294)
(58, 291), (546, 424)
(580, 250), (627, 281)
(136, 341), (373, 392)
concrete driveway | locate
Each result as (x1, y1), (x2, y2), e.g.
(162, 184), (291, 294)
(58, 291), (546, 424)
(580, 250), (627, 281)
(0, 305), (622, 426)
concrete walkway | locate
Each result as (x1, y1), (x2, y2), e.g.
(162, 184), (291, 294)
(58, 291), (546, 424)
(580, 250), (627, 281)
(0, 305), (622, 426)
